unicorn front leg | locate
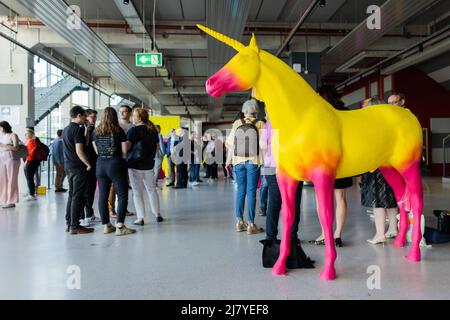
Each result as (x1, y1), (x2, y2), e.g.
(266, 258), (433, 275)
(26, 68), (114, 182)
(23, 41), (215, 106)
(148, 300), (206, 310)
(311, 169), (337, 280)
(272, 173), (299, 275)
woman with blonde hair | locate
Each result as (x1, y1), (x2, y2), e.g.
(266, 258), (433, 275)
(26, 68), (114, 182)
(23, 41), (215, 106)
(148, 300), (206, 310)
(23, 128), (42, 201)
(126, 108), (163, 225)
(92, 107), (135, 236)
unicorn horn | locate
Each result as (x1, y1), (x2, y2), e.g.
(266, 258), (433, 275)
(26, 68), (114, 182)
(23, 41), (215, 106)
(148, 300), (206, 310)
(196, 24), (245, 52)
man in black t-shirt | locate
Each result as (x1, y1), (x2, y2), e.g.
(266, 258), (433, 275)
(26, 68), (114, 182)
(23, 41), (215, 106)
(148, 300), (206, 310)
(63, 106), (94, 234)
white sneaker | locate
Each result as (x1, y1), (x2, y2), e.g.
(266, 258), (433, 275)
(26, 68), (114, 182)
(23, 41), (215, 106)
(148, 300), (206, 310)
(192, 181), (200, 186)
(24, 195), (36, 201)
(87, 216), (100, 223)
(79, 219), (91, 227)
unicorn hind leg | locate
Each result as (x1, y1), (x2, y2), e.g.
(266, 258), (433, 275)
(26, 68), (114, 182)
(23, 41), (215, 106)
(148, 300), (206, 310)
(400, 161), (423, 262)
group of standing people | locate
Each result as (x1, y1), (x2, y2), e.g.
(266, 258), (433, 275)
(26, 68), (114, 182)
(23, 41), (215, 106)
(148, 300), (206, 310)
(62, 105), (162, 235)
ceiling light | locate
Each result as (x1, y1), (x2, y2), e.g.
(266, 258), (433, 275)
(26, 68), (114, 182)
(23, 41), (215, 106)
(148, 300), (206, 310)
(319, 0), (326, 7)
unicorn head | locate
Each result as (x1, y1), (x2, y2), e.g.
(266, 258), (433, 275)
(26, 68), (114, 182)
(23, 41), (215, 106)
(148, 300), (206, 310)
(197, 24), (261, 97)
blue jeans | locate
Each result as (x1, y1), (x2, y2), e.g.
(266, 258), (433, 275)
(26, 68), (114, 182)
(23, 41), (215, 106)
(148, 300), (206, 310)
(233, 161), (260, 223)
(259, 175), (268, 209)
(189, 164), (200, 182)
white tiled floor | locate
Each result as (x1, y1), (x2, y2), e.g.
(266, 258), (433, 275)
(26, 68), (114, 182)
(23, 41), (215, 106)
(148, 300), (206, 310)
(0, 176), (449, 299)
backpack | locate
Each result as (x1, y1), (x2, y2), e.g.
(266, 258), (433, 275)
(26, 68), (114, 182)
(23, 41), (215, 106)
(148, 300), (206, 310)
(234, 118), (259, 157)
(11, 144), (29, 161)
(35, 138), (50, 161)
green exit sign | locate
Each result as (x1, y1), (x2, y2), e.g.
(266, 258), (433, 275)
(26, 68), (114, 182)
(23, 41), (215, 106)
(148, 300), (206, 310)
(136, 52), (162, 67)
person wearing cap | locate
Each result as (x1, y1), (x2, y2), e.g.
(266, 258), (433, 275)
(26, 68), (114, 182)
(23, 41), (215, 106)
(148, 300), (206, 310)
(226, 99), (265, 235)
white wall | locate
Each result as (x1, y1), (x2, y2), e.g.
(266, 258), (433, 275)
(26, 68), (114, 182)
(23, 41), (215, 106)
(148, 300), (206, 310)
(0, 37), (35, 195)
(0, 37), (34, 138)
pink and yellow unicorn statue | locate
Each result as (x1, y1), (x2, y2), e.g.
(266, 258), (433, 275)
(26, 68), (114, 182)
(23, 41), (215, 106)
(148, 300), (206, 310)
(198, 24), (424, 280)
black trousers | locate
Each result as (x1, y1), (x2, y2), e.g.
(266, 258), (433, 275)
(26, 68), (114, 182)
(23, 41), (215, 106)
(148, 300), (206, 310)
(265, 174), (303, 241)
(96, 158), (128, 224)
(222, 164), (228, 177)
(83, 165), (97, 219)
(65, 167), (88, 228)
(176, 163), (188, 188)
(205, 163), (218, 179)
(24, 160), (40, 196)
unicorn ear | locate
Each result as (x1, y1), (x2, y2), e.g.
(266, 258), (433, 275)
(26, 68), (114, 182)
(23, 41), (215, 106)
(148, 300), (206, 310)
(249, 33), (259, 52)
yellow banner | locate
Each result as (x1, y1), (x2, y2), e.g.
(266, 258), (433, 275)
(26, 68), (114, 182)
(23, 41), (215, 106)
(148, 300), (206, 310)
(149, 116), (180, 180)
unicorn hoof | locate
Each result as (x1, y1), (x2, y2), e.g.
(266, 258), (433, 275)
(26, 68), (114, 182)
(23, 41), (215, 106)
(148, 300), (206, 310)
(272, 263), (287, 276)
(320, 267), (336, 280)
(406, 250), (421, 262)
(393, 237), (406, 248)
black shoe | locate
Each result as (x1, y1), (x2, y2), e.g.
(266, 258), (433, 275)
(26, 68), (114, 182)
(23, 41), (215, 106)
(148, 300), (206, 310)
(197, 179), (203, 183)
(156, 216), (164, 222)
(70, 226), (94, 234)
(166, 183), (175, 187)
(133, 219), (144, 226)
(334, 238), (343, 247)
(55, 188), (67, 193)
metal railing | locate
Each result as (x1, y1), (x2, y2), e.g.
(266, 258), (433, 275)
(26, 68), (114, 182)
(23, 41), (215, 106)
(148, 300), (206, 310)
(36, 137), (55, 190)
(443, 134), (450, 177)
(34, 72), (66, 88)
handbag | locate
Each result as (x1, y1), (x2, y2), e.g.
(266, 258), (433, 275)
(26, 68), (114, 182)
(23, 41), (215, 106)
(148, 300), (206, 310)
(259, 238), (315, 269)
(126, 140), (148, 166)
(433, 210), (450, 234)
(11, 144), (29, 161)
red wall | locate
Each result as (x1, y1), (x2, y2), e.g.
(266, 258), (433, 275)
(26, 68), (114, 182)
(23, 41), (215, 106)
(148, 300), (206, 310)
(393, 66), (450, 176)
(339, 66), (450, 176)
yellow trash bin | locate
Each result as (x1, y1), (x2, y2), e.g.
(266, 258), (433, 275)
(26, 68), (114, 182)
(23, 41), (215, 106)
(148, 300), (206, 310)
(36, 186), (47, 195)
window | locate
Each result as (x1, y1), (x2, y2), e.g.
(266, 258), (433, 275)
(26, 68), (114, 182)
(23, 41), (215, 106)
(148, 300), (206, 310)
(72, 90), (89, 107)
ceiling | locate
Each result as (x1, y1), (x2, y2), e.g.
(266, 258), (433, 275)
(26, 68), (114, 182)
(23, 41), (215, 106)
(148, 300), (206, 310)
(1, 0), (448, 121)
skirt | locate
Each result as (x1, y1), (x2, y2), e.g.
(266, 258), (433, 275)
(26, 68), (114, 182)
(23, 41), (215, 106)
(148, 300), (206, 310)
(334, 177), (353, 189)
(361, 170), (397, 208)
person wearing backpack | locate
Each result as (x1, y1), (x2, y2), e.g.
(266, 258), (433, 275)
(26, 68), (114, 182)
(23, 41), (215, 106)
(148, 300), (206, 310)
(23, 128), (42, 201)
(226, 99), (265, 235)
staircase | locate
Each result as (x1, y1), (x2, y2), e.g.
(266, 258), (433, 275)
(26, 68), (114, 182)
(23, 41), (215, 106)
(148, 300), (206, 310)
(35, 75), (89, 125)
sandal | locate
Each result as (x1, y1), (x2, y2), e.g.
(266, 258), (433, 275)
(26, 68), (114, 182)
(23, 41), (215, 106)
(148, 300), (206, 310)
(308, 239), (325, 245)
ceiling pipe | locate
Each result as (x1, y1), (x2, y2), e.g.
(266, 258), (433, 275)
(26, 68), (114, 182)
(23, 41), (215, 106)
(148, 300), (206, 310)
(16, 21), (429, 38)
(336, 26), (450, 90)
(275, 0), (320, 57)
